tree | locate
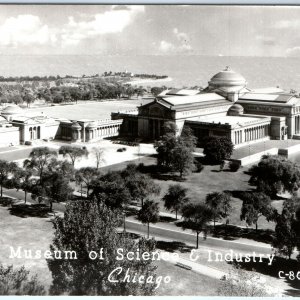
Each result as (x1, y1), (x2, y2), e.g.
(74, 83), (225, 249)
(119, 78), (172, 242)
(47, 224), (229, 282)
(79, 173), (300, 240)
(218, 268), (270, 296)
(23, 147), (58, 186)
(155, 124), (197, 176)
(91, 171), (131, 231)
(43, 172), (73, 211)
(91, 147), (105, 169)
(75, 167), (101, 197)
(181, 203), (213, 248)
(22, 92), (35, 107)
(13, 168), (34, 203)
(10, 94), (23, 105)
(48, 159), (74, 179)
(154, 121), (177, 167)
(240, 192), (274, 231)
(249, 155), (300, 197)
(203, 136), (234, 163)
(150, 87), (165, 97)
(171, 143), (195, 177)
(59, 146), (88, 167)
(137, 200), (160, 238)
(47, 200), (157, 295)
(121, 164), (160, 207)
(0, 264), (45, 295)
(205, 192), (232, 229)
(273, 198), (297, 259)
(163, 184), (189, 219)
(0, 160), (17, 197)
(53, 93), (64, 103)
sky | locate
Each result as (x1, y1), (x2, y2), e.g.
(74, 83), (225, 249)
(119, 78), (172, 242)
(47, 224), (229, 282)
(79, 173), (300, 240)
(0, 5), (300, 57)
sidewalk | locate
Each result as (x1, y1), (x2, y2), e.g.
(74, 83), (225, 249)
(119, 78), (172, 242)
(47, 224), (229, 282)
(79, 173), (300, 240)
(160, 250), (226, 280)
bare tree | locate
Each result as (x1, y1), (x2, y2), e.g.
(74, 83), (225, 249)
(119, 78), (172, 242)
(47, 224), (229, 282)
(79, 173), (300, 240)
(91, 147), (105, 169)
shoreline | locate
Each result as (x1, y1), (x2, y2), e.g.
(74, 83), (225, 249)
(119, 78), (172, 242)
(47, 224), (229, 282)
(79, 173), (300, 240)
(125, 77), (173, 86)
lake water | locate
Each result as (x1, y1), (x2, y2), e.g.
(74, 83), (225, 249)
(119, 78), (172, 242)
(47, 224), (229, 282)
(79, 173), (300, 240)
(1, 55), (300, 91)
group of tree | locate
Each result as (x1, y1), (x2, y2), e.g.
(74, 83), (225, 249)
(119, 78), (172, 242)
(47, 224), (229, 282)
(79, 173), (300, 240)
(162, 182), (232, 248)
(246, 154), (300, 259)
(90, 163), (161, 235)
(0, 264), (45, 295)
(249, 154), (300, 198)
(155, 122), (198, 177)
(0, 77), (151, 108)
(0, 145), (94, 210)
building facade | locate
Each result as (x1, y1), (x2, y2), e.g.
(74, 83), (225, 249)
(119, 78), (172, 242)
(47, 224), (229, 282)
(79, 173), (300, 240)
(113, 67), (300, 147)
(0, 105), (122, 147)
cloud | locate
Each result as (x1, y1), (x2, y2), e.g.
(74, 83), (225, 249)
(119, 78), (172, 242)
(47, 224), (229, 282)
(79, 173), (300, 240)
(286, 46), (300, 57)
(159, 40), (175, 52)
(0, 15), (56, 46)
(61, 5), (144, 46)
(173, 28), (189, 43)
(273, 20), (300, 29)
(159, 28), (192, 53)
(256, 35), (276, 46)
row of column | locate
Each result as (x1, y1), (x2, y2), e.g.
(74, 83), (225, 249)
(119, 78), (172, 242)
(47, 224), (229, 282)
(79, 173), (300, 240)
(295, 115), (300, 134)
(72, 124), (121, 142)
(29, 126), (41, 140)
(234, 130), (243, 145)
(87, 124), (121, 141)
(244, 125), (269, 143)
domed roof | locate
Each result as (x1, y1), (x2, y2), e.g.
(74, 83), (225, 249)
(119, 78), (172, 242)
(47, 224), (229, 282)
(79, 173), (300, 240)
(209, 67), (246, 89)
(227, 104), (244, 116)
(86, 122), (97, 129)
(2, 105), (23, 115)
(71, 122), (81, 129)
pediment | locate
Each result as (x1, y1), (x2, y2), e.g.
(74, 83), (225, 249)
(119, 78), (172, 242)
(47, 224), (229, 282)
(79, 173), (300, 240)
(139, 101), (172, 118)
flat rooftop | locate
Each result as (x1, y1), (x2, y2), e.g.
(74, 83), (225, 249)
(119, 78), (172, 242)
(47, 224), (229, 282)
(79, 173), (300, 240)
(22, 99), (150, 121)
(189, 115), (268, 126)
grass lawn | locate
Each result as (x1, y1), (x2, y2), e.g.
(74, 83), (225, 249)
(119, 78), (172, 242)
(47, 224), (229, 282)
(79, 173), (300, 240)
(0, 198), (220, 296)
(0, 199), (53, 290)
(107, 155), (279, 232)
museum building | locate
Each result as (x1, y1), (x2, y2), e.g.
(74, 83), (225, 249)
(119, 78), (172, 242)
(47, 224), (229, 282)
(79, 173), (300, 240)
(0, 105), (121, 147)
(112, 67), (300, 147)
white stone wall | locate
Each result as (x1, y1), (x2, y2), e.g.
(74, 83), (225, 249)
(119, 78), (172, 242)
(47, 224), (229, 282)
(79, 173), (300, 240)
(0, 127), (20, 147)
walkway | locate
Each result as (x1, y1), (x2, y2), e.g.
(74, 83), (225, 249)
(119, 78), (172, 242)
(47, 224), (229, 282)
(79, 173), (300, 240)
(232, 139), (300, 159)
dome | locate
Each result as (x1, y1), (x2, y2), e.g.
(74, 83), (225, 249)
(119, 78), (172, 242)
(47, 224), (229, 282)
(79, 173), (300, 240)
(209, 67), (246, 89)
(227, 104), (244, 116)
(86, 122), (96, 129)
(2, 105), (23, 115)
(71, 122), (81, 129)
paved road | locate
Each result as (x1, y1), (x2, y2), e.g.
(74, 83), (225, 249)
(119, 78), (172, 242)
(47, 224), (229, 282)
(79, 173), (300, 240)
(125, 219), (272, 254)
(3, 187), (272, 255)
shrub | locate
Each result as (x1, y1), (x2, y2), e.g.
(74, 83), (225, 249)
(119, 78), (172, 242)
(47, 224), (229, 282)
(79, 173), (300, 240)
(229, 161), (240, 172)
(194, 160), (204, 173)
(117, 148), (123, 152)
(203, 136), (234, 163)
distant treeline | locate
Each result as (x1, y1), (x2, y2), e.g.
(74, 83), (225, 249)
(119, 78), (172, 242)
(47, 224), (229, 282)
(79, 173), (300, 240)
(134, 74), (168, 79)
(0, 75), (62, 82)
(0, 74), (104, 82)
(102, 71), (168, 79)
(0, 72), (168, 83)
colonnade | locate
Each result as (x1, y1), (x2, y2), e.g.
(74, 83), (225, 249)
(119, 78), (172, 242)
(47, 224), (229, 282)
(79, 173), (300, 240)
(29, 126), (41, 140)
(295, 115), (300, 134)
(86, 123), (121, 141)
(244, 125), (269, 143)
